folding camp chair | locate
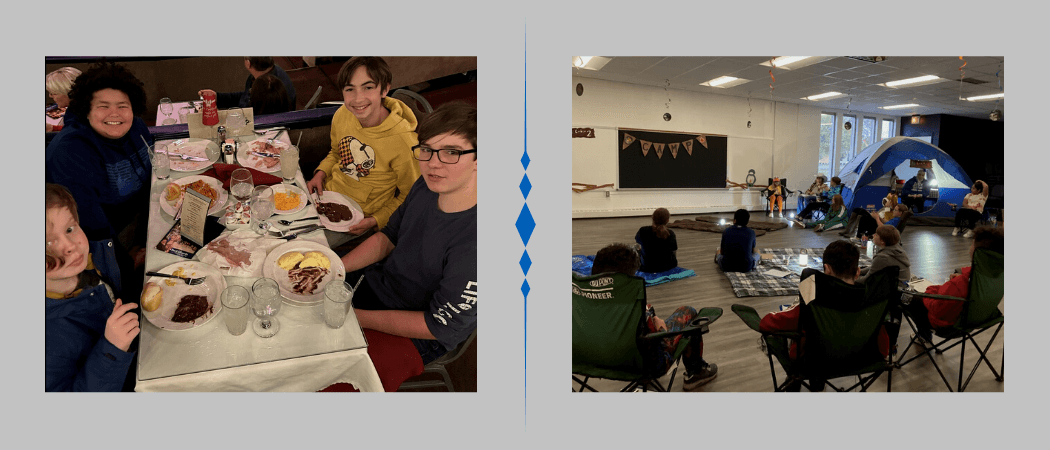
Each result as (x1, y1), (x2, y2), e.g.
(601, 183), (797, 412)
(732, 267), (899, 392)
(895, 248), (1004, 392)
(761, 178), (795, 217)
(572, 271), (722, 392)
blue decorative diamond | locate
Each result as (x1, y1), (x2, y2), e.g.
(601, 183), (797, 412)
(521, 150), (530, 171)
(519, 251), (532, 276)
(521, 279), (530, 299)
(515, 204), (535, 246)
(519, 175), (532, 199)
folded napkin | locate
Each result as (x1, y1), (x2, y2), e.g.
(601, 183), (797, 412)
(202, 163), (283, 190)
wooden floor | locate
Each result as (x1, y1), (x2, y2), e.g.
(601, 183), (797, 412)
(572, 212), (1005, 392)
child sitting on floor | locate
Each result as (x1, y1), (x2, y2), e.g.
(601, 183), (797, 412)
(714, 209), (761, 273)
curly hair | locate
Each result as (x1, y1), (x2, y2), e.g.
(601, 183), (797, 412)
(417, 101), (477, 152)
(45, 183), (80, 271)
(592, 243), (640, 276)
(66, 61), (147, 123)
(972, 226), (1004, 254)
(336, 56), (393, 92)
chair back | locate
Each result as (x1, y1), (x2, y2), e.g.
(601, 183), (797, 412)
(798, 267), (898, 377)
(896, 210), (913, 234)
(302, 86), (323, 110)
(572, 272), (648, 378)
(958, 248), (1005, 328)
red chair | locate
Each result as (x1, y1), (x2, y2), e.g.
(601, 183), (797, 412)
(319, 329), (424, 392)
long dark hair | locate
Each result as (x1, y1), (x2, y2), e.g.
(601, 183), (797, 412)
(652, 208), (670, 239)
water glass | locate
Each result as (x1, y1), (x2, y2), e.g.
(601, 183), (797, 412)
(281, 145), (300, 184)
(230, 168), (254, 203)
(251, 186), (275, 235)
(178, 106), (192, 124)
(221, 285), (251, 336)
(153, 144), (170, 180)
(226, 108), (245, 135)
(323, 281), (353, 328)
(251, 278), (282, 338)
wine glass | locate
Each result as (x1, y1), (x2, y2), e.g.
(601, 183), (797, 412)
(251, 278), (282, 338)
(226, 108), (245, 135)
(251, 186), (275, 235)
(159, 97), (175, 125)
(230, 168), (254, 202)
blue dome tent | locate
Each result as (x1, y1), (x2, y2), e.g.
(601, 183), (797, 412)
(838, 137), (973, 219)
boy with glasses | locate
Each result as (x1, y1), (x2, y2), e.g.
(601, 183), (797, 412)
(339, 102), (477, 368)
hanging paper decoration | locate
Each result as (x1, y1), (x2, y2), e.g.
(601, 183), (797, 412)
(572, 128), (595, 138)
(669, 142), (680, 158)
(958, 56), (967, 81)
(683, 139), (694, 155)
(641, 140), (652, 156)
(697, 135), (708, 149)
(654, 143), (665, 159)
(622, 133), (636, 150)
(768, 59), (776, 96)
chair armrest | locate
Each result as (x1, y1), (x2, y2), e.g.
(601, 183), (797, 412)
(732, 304), (801, 339)
(641, 323), (707, 341)
(907, 292), (967, 303)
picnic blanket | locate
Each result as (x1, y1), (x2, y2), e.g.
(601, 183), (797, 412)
(572, 255), (696, 287)
(724, 248), (873, 298)
(668, 216), (789, 236)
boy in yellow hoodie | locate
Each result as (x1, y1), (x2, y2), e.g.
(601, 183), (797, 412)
(307, 57), (420, 243)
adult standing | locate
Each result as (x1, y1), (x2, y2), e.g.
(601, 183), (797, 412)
(634, 208), (678, 273)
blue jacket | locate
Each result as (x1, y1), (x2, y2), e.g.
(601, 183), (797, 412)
(218, 65), (297, 110)
(45, 239), (135, 392)
(45, 117), (153, 241)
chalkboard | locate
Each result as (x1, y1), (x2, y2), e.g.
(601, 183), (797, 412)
(617, 129), (727, 189)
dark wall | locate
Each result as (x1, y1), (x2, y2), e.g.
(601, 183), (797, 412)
(901, 114), (1004, 186)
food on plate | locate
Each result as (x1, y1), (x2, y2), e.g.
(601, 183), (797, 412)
(317, 202), (355, 222)
(205, 237), (253, 269)
(223, 201), (252, 226)
(170, 295), (212, 323)
(46, 105), (67, 119)
(275, 191), (300, 211)
(249, 140), (284, 169)
(277, 251), (305, 270)
(167, 179), (220, 209)
(300, 251), (330, 270)
(287, 266), (329, 295)
(165, 183), (182, 202)
(141, 282), (163, 312)
(165, 267), (191, 287)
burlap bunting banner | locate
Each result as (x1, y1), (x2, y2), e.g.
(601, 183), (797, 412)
(669, 142), (679, 158)
(683, 139), (694, 155)
(640, 140), (652, 156)
(622, 133), (636, 150)
(697, 134), (708, 149)
(654, 143), (665, 158)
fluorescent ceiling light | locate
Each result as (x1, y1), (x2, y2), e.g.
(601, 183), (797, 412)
(885, 75), (940, 87)
(882, 103), (921, 110)
(708, 76), (738, 86)
(805, 91), (843, 101)
(573, 56), (611, 71)
(771, 56), (811, 67)
(966, 93), (1005, 101)
(573, 56), (593, 68)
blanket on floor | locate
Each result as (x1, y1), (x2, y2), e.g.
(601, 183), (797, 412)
(572, 254), (696, 287)
(668, 216), (789, 236)
(724, 248), (874, 298)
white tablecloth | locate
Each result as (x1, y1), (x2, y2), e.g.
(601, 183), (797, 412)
(136, 151), (382, 392)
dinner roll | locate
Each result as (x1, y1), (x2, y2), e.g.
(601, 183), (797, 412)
(141, 282), (163, 312)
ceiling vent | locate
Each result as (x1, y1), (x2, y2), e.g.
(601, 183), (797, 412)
(847, 56), (887, 64)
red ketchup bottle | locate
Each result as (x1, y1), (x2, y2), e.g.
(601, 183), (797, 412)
(201, 89), (219, 126)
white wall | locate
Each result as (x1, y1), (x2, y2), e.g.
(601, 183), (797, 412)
(572, 76), (825, 218)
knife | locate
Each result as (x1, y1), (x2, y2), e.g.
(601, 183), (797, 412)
(249, 151), (281, 158)
(286, 222), (322, 232)
(159, 151), (209, 162)
(277, 224), (326, 240)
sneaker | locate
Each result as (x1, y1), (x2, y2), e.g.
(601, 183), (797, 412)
(768, 212), (774, 218)
(911, 333), (932, 353)
(815, 224), (824, 232)
(683, 363), (718, 391)
(952, 227), (960, 236)
(963, 229), (975, 238)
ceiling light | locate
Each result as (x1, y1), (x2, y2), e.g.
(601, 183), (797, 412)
(805, 91), (843, 101)
(966, 93), (1005, 101)
(700, 76), (748, 88)
(882, 103), (921, 110)
(709, 76), (738, 86)
(572, 56), (611, 71)
(573, 56), (593, 68)
(885, 75), (940, 87)
(771, 56), (811, 67)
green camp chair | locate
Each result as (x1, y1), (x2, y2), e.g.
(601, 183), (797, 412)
(895, 248), (1004, 392)
(572, 271), (722, 392)
(732, 266), (899, 392)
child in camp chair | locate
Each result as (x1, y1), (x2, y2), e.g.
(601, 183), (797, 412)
(591, 243), (719, 390)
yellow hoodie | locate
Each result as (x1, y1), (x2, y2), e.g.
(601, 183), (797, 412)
(317, 97), (420, 229)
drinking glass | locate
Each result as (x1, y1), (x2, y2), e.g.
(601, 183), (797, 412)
(159, 97), (175, 125)
(323, 281), (354, 328)
(221, 285), (251, 336)
(226, 108), (245, 135)
(152, 144), (170, 180)
(251, 278), (282, 338)
(251, 186), (275, 235)
(230, 168), (254, 203)
(178, 106), (192, 124)
(280, 145), (300, 184)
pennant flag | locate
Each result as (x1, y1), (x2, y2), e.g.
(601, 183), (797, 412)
(683, 139), (694, 155)
(669, 142), (679, 158)
(641, 140), (652, 157)
(697, 134), (708, 149)
(622, 133), (636, 150)
(654, 143), (665, 159)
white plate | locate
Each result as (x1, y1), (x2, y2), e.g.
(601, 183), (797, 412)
(262, 240), (346, 306)
(272, 184), (308, 215)
(316, 190), (364, 232)
(160, 175), (228, 217)
(237, 138), (288, 173)
(166, 139), (220, 172)
(143, 261), (226, 331)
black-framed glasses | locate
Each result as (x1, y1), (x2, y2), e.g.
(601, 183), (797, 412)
(412, 145), (477, 164)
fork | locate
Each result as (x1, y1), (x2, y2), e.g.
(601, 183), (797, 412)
(146, 271), (207, 285)
(277, 216), (319, 226)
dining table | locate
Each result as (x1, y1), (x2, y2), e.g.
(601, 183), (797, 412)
(136, 130), (381, 392)
(154, 100), (201, 126)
